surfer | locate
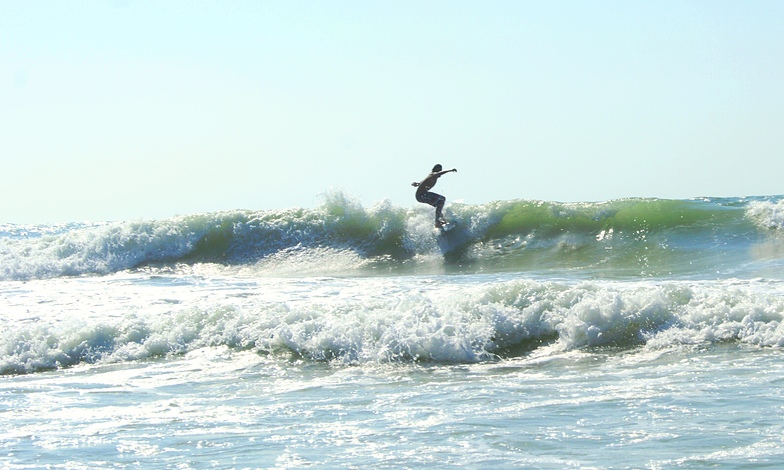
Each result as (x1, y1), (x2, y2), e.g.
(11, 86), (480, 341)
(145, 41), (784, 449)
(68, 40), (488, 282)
(412, 164), (457, 228)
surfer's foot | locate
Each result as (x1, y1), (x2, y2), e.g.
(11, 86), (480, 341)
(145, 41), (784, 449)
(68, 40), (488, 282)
(435, 219), (447, 228)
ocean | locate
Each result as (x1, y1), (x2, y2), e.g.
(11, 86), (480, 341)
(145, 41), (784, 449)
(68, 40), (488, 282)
(2, 193), (783, 469)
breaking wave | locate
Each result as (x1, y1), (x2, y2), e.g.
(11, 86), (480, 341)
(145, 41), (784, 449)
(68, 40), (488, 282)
(2, 277), (783, 374)
(1, 193), (782, 281)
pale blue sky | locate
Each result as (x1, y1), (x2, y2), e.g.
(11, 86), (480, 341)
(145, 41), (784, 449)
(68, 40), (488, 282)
(2, 1), (782, 223)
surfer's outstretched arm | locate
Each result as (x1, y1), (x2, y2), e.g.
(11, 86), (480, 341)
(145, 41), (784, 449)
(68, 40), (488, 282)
(412, 168), (456, 188)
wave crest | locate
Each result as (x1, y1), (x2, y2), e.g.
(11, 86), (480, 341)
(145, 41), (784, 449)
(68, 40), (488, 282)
(746, 199), (784, 230)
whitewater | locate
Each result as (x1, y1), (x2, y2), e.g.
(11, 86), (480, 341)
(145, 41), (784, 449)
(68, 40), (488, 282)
(2, 193), (784, 468)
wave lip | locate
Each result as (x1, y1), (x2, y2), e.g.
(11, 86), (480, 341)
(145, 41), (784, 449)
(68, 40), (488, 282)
(746, 199), (784, 230)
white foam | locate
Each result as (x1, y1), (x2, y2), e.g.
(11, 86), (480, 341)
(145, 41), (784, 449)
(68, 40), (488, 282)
(746, 199), (784, 230)
(0, 217), (212, 281)
(2, 274), (783, 374)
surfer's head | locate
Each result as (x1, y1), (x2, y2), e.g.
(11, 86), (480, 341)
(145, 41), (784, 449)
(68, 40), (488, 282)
(432, 164), (443, 172)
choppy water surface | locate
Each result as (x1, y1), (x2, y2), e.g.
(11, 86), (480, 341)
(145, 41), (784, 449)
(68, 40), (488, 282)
(2, 195), (783, 468)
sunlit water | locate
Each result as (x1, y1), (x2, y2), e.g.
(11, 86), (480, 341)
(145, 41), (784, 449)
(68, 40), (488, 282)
(2, 195), (784, 468)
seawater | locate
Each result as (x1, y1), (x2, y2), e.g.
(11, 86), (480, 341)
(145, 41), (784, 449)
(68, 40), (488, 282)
(2, 194), (784, 468)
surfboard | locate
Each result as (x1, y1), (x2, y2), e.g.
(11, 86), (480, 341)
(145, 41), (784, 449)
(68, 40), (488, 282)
(438, 222), (456, 232)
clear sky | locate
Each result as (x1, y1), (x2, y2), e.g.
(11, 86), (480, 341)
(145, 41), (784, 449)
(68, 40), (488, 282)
(2, 1), (782, 223)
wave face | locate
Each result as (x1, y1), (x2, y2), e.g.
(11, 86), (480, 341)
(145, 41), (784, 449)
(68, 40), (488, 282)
(1, 193), (783, 281)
